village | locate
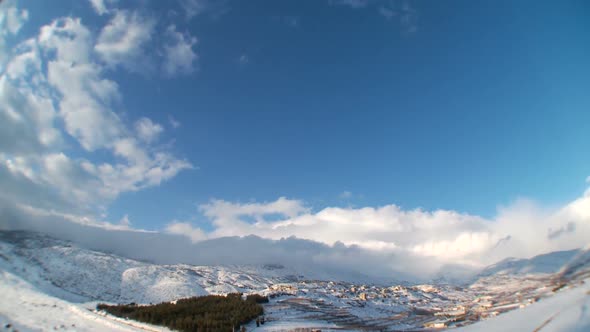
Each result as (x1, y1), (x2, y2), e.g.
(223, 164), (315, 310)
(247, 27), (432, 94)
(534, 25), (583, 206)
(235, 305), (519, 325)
(254, 272), (569, 331)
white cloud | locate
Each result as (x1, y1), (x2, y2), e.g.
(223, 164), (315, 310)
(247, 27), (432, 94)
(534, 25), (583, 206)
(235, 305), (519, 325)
(165, 221), (206, 242)
(39, 17), (93, 64)
(190, 192), (590, 267)
(5, 38), (42, 79)
(0, 76), (61, 155)
(0, 1), (29, 35)
(0, 1), (29, 67)
(162, 25), (198, 77)
(95, 10), (155, 71)
(198, 198), (491, 263)
(105, 138), (193, 193)
(135, 117), (164, 143)
(200, 197), (309, 236)
(88, 0), (118, 16)
(37, 17), (127, 152)
(1, 12), (192, 219)
(49, 62), (123, 151)
(89, 0), (108, 15)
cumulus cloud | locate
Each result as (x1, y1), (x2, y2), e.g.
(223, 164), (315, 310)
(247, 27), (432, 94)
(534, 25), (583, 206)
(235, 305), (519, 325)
(0, 0), (29, 66)
(200, 197), (309, 237)
(162, 25), (198, 77)
(38, 17), (125, 152)
(0, 4), (192, 218)
(197, 198), (491, 263)
(190, 193), (590, 268)
(135, 117), (164, 143)
(95, 10), (155, 71)
(0, 75), (60, 155)
(0, 1), (28, 35)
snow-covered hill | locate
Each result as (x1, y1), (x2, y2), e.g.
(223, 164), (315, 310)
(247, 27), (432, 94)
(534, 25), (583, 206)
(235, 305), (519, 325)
(477, 249), (580, 277)
(0, 231), (306, 304)
(0, 269), (172, 332)
(457, 274), (590, 331)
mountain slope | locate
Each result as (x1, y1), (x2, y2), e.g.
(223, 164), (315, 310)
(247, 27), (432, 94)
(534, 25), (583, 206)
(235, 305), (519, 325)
(457, 276), (590, 331)
(0, 269), (172, 332)
(0, 231), (299, 303)
(477, 249), (580, 277)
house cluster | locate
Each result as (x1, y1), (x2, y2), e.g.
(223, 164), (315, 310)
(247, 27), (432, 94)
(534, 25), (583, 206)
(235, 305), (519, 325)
(267, 280), (453, 308)
(420, 280), (549, 329)
(258, 273), (568, 331)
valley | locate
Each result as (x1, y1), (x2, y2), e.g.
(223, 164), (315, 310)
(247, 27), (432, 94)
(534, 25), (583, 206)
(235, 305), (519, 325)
(1, 231), (589, 331)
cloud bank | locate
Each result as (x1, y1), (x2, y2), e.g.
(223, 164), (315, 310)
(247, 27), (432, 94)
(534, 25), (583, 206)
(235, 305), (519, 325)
(4, 189), (589, 282)
(169, 193), (590, 268)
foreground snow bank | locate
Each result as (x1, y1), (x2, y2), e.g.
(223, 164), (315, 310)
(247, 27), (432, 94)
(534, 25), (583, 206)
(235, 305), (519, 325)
(0, 270), (171, 331)
(458, 279), (590, 331)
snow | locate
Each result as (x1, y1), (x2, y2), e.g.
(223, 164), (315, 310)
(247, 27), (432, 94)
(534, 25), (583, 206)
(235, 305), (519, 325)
(0, 231), (292, 304)
(477, 249), (580, 277)
(457, 280), (590, 331)
(0, 270), (171, 331)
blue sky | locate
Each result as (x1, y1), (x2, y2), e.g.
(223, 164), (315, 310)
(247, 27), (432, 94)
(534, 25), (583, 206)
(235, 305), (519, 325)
(109, 0), (590, 226)
(2, 0), (590, 265)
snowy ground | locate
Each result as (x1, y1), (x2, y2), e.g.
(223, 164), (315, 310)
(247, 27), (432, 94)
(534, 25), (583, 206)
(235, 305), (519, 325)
(457, 279), (590, 332)
(0, 270), (171, 332)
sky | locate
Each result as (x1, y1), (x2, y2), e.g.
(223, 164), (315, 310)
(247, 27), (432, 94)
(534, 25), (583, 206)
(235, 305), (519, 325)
(1, 0), (590, 279)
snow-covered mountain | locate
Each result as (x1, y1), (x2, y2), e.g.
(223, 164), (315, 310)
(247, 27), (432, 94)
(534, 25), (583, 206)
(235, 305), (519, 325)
(477, 248), (580, 277)
(0, 231), (306, 304)
(1, 230), (590, 331)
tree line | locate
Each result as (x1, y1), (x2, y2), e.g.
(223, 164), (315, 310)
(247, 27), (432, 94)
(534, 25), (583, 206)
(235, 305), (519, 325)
(97, 293), (267, 332)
